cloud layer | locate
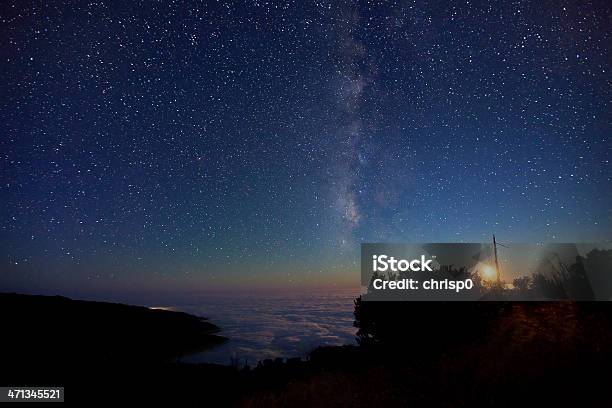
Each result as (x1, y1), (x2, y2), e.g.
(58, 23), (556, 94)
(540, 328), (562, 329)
(178, 289), (358, 365)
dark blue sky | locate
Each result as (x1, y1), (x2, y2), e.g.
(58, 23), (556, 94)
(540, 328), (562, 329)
(1, 1), (610, 296)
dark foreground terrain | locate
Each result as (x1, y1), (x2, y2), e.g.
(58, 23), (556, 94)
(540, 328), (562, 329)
(1, 293), (611, 406)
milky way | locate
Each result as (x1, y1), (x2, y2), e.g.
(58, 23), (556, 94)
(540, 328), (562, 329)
(1, 1), (610, 295)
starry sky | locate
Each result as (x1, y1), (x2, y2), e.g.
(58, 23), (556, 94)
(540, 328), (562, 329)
(1, 1), (610, 296)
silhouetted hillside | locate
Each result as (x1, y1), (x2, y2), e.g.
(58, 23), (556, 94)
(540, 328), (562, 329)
(0, 293), (226, 367)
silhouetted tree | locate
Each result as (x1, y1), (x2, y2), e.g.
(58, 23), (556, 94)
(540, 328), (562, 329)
(513, 276), (530, 292)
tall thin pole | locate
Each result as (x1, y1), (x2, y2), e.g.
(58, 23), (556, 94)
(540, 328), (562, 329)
(493, 234), (501, 285)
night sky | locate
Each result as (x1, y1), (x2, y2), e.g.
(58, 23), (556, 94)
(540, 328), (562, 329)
(1, 1), (610, 295)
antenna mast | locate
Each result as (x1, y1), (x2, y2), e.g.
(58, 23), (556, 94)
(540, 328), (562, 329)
(493, 234), (501, 285)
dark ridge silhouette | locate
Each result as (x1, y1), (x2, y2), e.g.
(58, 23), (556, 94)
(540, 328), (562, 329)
(0, 293), (237, 404)
(0, 293), (226, 367)
(344, 300), (612, 406)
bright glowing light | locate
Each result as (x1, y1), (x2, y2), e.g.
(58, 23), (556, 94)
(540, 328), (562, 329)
(481, 264), (497, 280)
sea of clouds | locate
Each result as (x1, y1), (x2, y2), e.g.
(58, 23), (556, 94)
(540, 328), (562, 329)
(175, 289), (359, 366)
